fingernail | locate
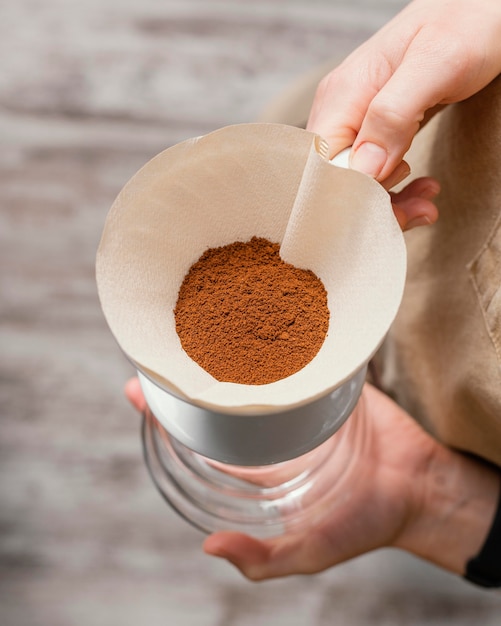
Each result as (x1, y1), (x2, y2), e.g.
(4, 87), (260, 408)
(382, 161), (411, 190)
(418, 181), (441, 200)
(351, 142), (387, 178)
(406, 215), (432, 230)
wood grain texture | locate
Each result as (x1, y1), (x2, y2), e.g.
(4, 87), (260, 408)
(1, 1), (500, 624)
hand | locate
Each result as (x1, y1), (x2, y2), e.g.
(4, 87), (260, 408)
(125, 378), (499, 582)
(307, 0), (501, 183)
(389, 175), (439, 231)
(203, 383), (434, 579)
(202, 384), (500, 581)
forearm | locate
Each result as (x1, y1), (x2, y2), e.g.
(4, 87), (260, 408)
(395, 440), (501, 576)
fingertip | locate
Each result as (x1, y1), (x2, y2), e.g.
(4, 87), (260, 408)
(124, 376), (147, 412)
(350, 141), (388, 179)
(204, 532), (269, 562)
(202, 533), (231, 558)
(306, 111), (357, 160)
(417, 178), (441, 200)
(381, 160), (411, 191)
(203, 533), (271, 581)
(391, 176), (440, 231)
(397, 198), (439, 231)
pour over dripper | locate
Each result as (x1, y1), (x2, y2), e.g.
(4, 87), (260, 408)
(96, 123), (406, 537)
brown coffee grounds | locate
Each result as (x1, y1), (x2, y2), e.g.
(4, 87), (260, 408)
(174, 237), (329, 385)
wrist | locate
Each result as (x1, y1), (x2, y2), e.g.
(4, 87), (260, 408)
(395, 440), (500, 576)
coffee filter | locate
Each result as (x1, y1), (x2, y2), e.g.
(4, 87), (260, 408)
(96, 123), (406, 414)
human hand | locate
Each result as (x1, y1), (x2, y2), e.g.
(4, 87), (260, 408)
(203, 383), (434, 579)
(125, 378), (498, 582)
(202, 384), (500, 581)
(334, 145), (440, 230)
(307, 0), (501, 183)
(388, 175), (439, 230)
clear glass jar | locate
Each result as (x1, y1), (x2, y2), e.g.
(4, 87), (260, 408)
(141, 366), (367, 538)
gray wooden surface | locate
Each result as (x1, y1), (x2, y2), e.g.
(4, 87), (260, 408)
(1, 1), (501, 624)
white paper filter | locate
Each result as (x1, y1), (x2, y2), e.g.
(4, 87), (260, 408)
(96, 123), (406, 413)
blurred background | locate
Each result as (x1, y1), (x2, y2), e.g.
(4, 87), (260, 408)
(1, 0), (501, 624)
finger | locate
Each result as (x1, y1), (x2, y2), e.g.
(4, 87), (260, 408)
(204, 531), (335, 581)
(306, 22), (411, 159)
(391, 177), (440, 231)
(204, 533), (272, 579)
(350, 45), (463, 180)
(124, 376), (147, 413)
(307, 56), (444, 180)
(381, 160), (411, 191)
(392, 176), (440, 203)
(306, 61), (377, 158)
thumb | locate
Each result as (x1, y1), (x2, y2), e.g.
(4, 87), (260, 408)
(308, 26), (466, 181)
(203, 531), (338, 581)
(350, 58), (447, 180)
(306, 55), (442, 180)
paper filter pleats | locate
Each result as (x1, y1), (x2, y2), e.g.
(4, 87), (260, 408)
(96, 123), (406, 413)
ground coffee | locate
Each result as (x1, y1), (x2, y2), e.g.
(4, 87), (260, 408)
(174, 237), (329, 385)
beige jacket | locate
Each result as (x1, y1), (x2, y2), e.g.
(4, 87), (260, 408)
(259, 69), (501, 467)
